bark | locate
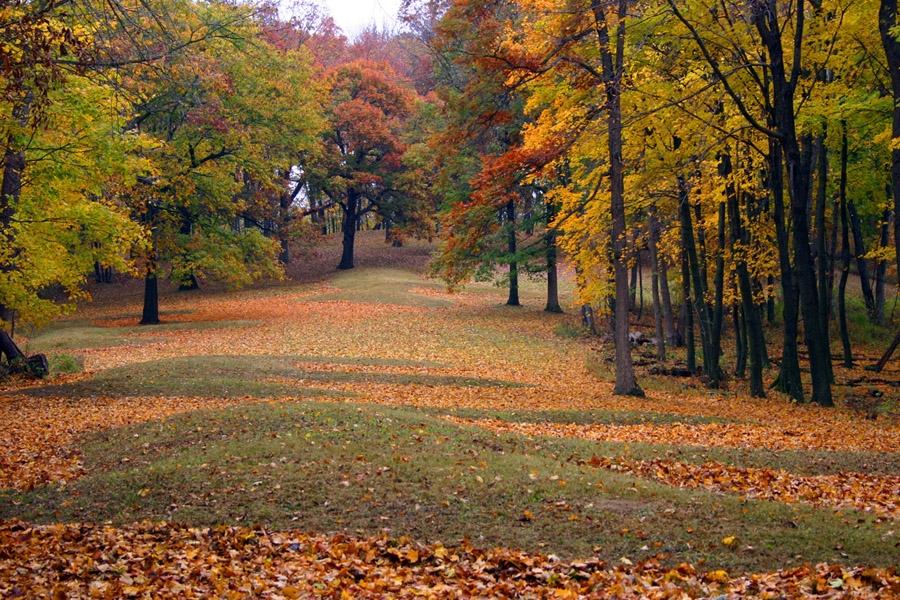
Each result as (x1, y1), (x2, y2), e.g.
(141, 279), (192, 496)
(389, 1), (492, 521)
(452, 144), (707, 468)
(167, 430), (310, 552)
(592, 0), (641, 396)
(723, 153), (765, 396)
(0, 329), (25, 362)
(636, 253), (644, 320)
(827, 196), (839, 319)
(766, 276), (776, 324)
(338, 191), (359, 270)
(658, 254), (679, 345)
(679, 175), (722, 385)
(847, 198), (877, 317)
(648, 208), (666, 360)
(710, 199), (726, 385)
(545, 202), (562, 313)
(681, 244), (697, 373)
(733, 305), (746, 377)
(874, 207), (890, 324)
(874, 330), (900, 372)
(839, 129), (853, 368)
(768, 140), (804, 401)
(755, 0), (832, 406)
(140, 203), (161, 325)
(629, 260), (638, 309)
(880, 0), (900, 280)
(0, 95), (32, 327)
(140, 270), (160, 325)
(505, 200), (520, 307)
(814, 132), (833, 382)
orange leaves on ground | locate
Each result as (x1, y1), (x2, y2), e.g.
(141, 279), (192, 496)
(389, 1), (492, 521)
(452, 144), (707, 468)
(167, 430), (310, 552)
(0, 520), (895, 599)
(452, 419), (900, 517)
(447, 416), (899, 453)
(0, 395), (247, 490)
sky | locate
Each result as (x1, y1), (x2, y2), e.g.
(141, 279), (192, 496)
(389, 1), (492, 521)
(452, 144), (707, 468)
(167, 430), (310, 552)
(317, 0), (403, 37)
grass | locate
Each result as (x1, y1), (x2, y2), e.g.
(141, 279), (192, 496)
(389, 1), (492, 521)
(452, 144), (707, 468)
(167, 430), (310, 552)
(47, 353), (83, 375)
(1, 401), (893, 573)
(14, 355), (523, 400)
(25, 318), (260, 352)
(313, 268), (453, 308)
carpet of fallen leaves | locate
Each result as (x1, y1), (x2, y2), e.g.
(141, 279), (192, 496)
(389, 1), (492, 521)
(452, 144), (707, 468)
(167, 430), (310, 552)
(445, 418), (900, 517)
(0, 394), (290, 490)
(1, 520), (896, 599)
(1, 236), (898, 596)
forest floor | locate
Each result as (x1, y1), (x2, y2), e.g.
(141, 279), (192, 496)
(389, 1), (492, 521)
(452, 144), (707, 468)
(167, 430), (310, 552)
(0, 232), (898, 598)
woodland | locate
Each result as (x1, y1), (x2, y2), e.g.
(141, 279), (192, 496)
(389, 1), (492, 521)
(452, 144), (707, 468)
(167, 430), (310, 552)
(0, 0), (899, 597)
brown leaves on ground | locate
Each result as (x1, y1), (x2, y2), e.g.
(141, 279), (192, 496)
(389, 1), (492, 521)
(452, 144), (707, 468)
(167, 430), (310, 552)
(444, 417), (899, 453)
(0, 395), (270, 490)
(0, 520), (895, 599)
(449, 418), (899, 517)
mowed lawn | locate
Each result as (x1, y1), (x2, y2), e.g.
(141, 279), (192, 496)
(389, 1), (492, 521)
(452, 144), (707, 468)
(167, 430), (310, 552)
(1, 234), (898, 587)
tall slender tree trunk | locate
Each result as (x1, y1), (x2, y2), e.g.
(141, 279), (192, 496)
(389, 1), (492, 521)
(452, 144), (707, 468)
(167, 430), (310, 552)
(879, 0), (900, 280)
(545, 201), (562, 313)
(874, 207), (890, 324)
(658, 256), (678, 345)
(593, 0), (641, 396)
(140, 205), (161, 326)
(755, 0), (832, 406)
(768, 140), (804, 401)
(679, 175), (722, 385)
(733, 304), (747, 377)
(827, 196), (839, 319)
(338, 192), (359, 270)
(648, 207), (666, 360)
(838, 127), (853, 368)
(629, 259), (638, 309)
(505, 200), (520, 307)
(847, 199), (877, 317)
(650, 269), (665, 361)
(814, 131), (833, 382)
(723, 153), (765, 396)
(681, 245), (696, 373)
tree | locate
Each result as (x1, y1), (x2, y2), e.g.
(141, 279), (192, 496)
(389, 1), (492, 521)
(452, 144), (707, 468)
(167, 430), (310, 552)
(120, 4), (323, 322)
(308, 61), (418, 270)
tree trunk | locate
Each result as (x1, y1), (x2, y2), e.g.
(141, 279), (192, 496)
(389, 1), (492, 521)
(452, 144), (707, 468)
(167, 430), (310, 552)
(839, 128), (853, 368)
(681, 240), (696, 373)
(0, 95), (32, 328)
(880, 0), (900, 281)
(813, 131), (833, 383)
(658, 255), (678, 345)
(629, 260), (638, 309)
(874, 330), (900, 372)
(593, 0), (641, 396)
(0, 329), (25, 362)
(768, 140), (804, 401)
(847, 198), (877, 318)
(338, 192), (359, 270)
(733, 304), (746, 378)
(545, 202), (562, 313)
(710, 200), (726, 386)
(648, 208), (666, 360)
(679, 174), (721, 385)
(827, 196), (839, 319)
(505, 200), (520, 307)
(723, 153), (765, 396)
(755, 0), (832, 406)
(637, 253), (644, 320)
(874, 207), (890, 324)
(140, 203), (161, 325)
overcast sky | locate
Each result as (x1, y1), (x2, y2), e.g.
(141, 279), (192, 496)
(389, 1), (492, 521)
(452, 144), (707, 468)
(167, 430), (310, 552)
(317, 0), (403, 37)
